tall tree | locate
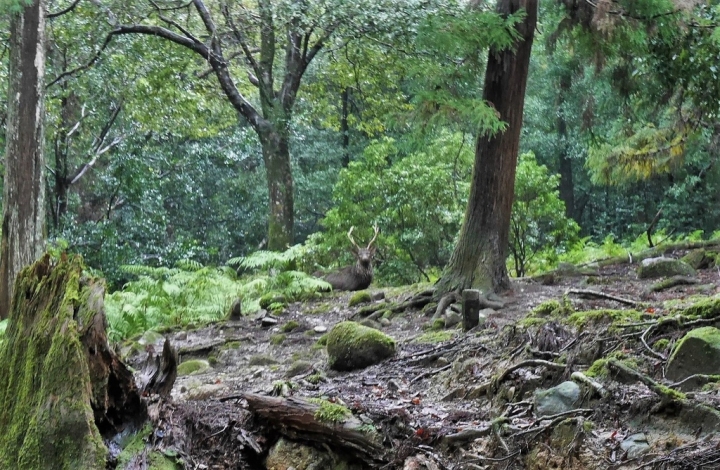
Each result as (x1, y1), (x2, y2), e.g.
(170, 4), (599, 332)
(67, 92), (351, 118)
(436, 0), (538, 295)
(0, 0), (47, 319)
(94, 0), (430, 251)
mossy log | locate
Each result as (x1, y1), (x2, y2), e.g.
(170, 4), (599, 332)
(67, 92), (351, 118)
(0, 254), (146, 469)
(243, 392), (385, 465)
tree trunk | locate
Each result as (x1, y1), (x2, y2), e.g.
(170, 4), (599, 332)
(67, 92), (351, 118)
(259, 126), (294, 251)
(341, 87), (350, 167)
(557, 72), (575, 219)
(436, 0), (537, 295)
(0, 0), (47, 320)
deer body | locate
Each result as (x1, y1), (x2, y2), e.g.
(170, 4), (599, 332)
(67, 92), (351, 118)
(323, 226), (378, 291)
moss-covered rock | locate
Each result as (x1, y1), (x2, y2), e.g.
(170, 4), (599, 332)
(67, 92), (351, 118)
(248, 354), (280, 366)
(177, 359), (210, 376)
(326, 321), (396, 371)
(270, 333), (287, 345)
(265, 437), (362, 470)
(348, 290), (372, 307)
(566, 309), (643, 328)
(285, 360), (313, 378)
(637, 257), (696, 279)
(281, 320), (300, 333)
(666, 327), (720, 389)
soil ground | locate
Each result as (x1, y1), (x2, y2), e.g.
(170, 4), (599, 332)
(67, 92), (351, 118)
(126, 249), (720, 469)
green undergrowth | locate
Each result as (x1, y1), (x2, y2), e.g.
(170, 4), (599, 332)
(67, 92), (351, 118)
(413, 330), (456, 344)
(309, 398), (352, 424)
(106, 245), (331, 342)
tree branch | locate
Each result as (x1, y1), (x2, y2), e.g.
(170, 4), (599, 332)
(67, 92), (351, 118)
(48, 0), (81, 19)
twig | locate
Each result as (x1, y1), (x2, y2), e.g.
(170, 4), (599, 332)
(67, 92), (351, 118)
(668, 374), (720, 390)
(514, 409), (593, 438)
(410, 364), (451, 383)
(571, 371), (607, 398)
(565, 288), (639, 306)
(640, 324), (667, 361)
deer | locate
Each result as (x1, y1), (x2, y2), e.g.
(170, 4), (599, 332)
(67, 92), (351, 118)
(322, 225), (379, 291)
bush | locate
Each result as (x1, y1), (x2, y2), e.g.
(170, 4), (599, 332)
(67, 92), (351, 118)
(509, 152), (580, 276)
(320, 133), (472, 285)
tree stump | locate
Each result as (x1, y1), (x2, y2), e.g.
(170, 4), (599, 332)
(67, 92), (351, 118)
(0, 254), (146, 469)
(462, 289), (482, 331)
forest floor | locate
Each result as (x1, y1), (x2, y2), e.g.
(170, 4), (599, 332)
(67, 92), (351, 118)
(125, 247), (720, 470)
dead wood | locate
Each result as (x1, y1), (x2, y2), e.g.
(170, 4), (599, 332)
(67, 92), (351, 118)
(352, 293), (434, 319)
(649, 275), (700, 292)
(136, 338), (178, 396)
(242, 392), (385, 465)
(565, 288), (640, 306)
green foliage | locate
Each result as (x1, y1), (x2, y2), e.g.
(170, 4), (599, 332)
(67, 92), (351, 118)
(0, 319), (7, 344)
(309, 398), (351, 424)
(321, 133), (472, 285)
(105, 261), (241, 342)
(0, 0), (31, 14)
(509, 152), (580, 276)
(229, 245), (331, 313)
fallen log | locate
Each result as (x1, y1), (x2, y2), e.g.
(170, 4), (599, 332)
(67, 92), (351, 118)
(242, 392), (386, 465)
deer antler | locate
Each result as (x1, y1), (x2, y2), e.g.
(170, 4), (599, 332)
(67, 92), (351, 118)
(347, 226), (361, 250)
(366, 225), (379, 249)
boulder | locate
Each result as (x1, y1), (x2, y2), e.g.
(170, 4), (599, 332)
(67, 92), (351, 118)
(266, 437), (362, 470)
(326, 321), (396, 371)
(637, 257), (695, 279)
(534, 381), (581, 417)
(666, 327), (720, 389)
(620, 433), (650, 459)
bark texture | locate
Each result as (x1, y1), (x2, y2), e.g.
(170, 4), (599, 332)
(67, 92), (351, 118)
(0, 254), (146, 469)
(0, 0), (46, 319)
(437, 0), (538, 295)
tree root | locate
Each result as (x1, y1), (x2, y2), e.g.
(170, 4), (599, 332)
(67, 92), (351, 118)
(565, 288), (640, 307)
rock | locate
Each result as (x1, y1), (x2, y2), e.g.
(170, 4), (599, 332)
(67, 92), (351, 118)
(266, 437), (362, 470)
(349, 290), (372, 307)
(637, 257), (696, 279)
(176, 331), (188, 341)
(359, 318), (383, 330)
(534, 381), (581, 417)
(248, 354), (280, 366)
(138, 329), (165, 347)
(378, 317), (391, 327)
(681, 249), (714, 270)
(285, 360), (313, 378)
(666, 327), (720, 389)
(314, 325), (328, 333)
(371, 291), (386, 301)
(326, 321), (396, 371)
(261, 316), (279, 327)
(620, 433), (650, 459)
(177, 359), (210, 376)
(444, 310), (462, 328)
(253, 309), (268, 321)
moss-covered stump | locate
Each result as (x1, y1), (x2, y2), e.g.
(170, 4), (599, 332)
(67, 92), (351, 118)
(666, 327), (720, 389)
(326, 321), (396, 371)
(0, 254), (146, 469)
(637, 257), (696, 279)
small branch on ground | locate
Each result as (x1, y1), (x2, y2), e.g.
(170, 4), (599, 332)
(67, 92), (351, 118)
(565, 288), (640, 307)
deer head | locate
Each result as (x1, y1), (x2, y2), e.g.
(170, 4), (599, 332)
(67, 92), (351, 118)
(347, 225), (379, 268)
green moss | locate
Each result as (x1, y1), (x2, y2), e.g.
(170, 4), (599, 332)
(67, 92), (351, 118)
(307, 373), (326, 384)
(431, 318), (445, 330)
(0, 255), (107, 470)
(309, 399), (351, 424)
(532, 297), (574, 317)
(306, 302), (333, 315)
(281, 320), (300, 333)
(270, 333), (286, 345)
(177, 359), (210, 376)
(380, 309), (393, 319)
(680, 298), (720, 319)
(326, 321), (396, 371)
(669, 326), (720, 363)
(348, 291), (372, 307)
(413, 330), (455, 344)
(653, 338), (670, 352)
(285, 360), (313, 378)
(312, 334), (329, 350)
(657, 384), (686, 401)
(566, 309), (642, 328)
(248, 354), (280, 366)
(207, 354), (218, 366)
(224, 341), (241, 350)
(117, 424), (153, 468)
(582, 420), (595, 432)
(585, 359), (608, 378)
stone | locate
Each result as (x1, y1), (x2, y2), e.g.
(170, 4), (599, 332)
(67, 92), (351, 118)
(534, 381), (581, 417)
(348, 290), (372, 307)
(637, 257), (696, 279)
(266, 437), (362, 470)
(261, 316), (279, 327)
(326, 321), (396, 371)
(620, 433), (650, 459)
(254, 309), (268, 321)
(177, 359), (210, 376)
(313, 325), (328, 333)
(666, 327), (720, 389)
(444, 310), (462, 328)
(371, 291), (386, 301)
